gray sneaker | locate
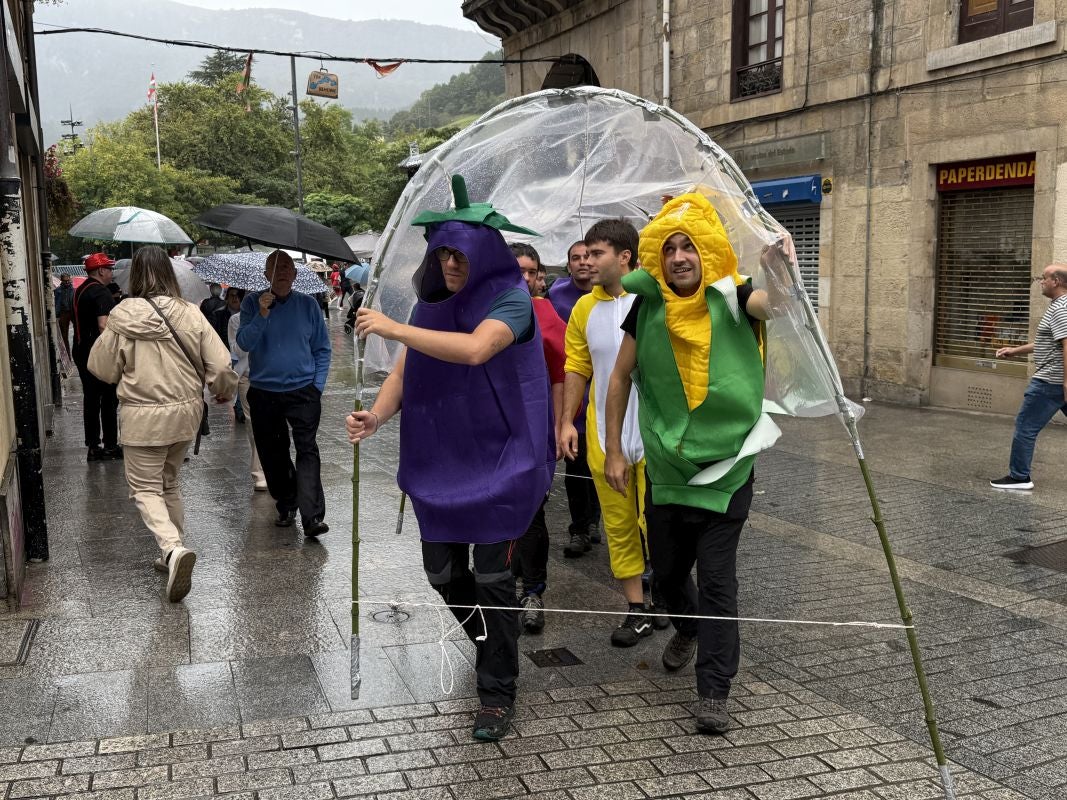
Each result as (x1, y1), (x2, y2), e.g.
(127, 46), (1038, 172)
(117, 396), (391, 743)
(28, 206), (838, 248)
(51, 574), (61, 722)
(563, 529), (591, 557)
(662, 632), (697, 671)
(520, 593), (545, 633)
(695, 696), (730, 734)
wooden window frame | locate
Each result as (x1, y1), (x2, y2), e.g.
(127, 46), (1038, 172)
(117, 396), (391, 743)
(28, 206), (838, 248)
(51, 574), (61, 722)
(958, 0), (1034, 45)
(731, 0), (785, 101)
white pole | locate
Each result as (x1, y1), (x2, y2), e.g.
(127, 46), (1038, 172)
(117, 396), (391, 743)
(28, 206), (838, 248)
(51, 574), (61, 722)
(662, 0), (671, 106)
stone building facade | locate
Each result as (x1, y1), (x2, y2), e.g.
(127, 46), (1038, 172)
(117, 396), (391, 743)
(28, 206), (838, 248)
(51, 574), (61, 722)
(463, 0), (1066, 414)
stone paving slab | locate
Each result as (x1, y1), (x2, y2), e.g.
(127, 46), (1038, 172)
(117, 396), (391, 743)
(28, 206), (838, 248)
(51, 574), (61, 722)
(0, 679), (1032, 799)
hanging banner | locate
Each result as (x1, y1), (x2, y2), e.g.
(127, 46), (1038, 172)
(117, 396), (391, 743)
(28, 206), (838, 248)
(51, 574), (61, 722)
(307, 70), (339, 99)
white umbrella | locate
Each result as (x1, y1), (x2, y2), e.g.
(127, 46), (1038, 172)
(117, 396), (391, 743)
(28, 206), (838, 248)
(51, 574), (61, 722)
(112, 257), (210, 304)
(343, 231), (380, 260)
(69, 206), (193, 245)
(191, 251), (330, 295)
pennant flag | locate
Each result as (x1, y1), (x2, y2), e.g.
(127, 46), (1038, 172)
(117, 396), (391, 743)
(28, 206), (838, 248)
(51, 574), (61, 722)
(236, 53), (254, 111)
(147, 73), (157, 104)
(365, 60), (403, 78)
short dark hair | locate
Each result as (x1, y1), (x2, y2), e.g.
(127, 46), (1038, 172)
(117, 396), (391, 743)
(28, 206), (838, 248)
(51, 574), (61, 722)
(584, 219), (639, 266)
(1052, 266), (1067, 285)
(509, 242), (541, 269)
(566, 240), (586, 261)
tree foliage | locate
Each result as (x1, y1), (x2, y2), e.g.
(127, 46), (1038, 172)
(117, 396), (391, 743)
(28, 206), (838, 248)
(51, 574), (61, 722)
(188, 50), (248, 87)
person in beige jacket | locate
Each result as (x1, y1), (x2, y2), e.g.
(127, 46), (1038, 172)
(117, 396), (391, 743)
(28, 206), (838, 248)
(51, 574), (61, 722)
(89, 246), (238, 602)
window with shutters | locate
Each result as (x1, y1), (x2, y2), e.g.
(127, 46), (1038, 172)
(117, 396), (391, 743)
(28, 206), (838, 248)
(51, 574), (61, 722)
(958, 0), (1034, 45)
(732, 0), (784, 100)
(933, 187), (1034, 371)
(768, 205), (820, 312)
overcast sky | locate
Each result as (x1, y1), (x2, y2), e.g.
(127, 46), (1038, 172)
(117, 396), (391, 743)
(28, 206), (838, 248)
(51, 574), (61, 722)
(173, 0), (485, 32)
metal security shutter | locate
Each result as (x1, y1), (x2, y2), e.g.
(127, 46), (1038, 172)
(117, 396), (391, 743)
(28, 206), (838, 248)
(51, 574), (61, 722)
(768, 205), (821, 311)
(934, 187), (1033, 369)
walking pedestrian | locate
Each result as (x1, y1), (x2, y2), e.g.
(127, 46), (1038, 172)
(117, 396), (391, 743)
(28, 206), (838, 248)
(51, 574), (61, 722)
(604, 194), (774, 734)
(73, 253), (121, 461)
(237, 250), (332, 537)
(990, 263), (1067, 490)
(347, 176), (553, 741)
(558, 219), (654, 647)
(549, 241), (602, 556)
(87, 245), (238, 602)
(510, 242), (566, 634)
(228, 312), (267, 491)
(200, 283), (226, 319)
(54, 273), (74, 358)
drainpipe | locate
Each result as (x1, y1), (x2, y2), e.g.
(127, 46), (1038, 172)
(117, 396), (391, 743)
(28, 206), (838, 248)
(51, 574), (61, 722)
(0, 6), (49, 562)
(662, 0), (671, 106)
(861, 0), (885, 397)
(22, 0), (61, 415)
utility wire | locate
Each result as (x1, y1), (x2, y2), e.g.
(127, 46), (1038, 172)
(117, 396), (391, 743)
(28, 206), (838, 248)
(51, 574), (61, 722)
(33, 25), (563, 65)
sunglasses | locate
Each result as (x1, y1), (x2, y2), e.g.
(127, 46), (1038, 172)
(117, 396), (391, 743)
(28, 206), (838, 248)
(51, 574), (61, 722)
(434, 247), (469, 264)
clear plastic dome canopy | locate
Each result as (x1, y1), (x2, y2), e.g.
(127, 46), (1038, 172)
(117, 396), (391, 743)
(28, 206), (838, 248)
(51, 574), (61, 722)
(365, 86), (859, 421)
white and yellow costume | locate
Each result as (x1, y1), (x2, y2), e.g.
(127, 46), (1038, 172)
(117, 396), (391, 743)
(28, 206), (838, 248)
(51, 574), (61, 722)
(565, 286), (646, 579)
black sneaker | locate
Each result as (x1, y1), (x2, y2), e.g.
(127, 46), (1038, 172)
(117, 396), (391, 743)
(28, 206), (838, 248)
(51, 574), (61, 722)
(611, 611), (653, 647)
(990, 475), (1034, 490)
(275, 509), (297, 527)
(304, 519), (329, 537)
(648, 583), (671, 630)
(563, 529), (591, 558)
(695, 696), (730, 734)
(588, 523), (602, 544)
(472, 704), (515, 741)
(102, 445), (123, 461)
(86, 446), (107, 462)
(520, 593), (545, 633)
(662, 632), (697, 671)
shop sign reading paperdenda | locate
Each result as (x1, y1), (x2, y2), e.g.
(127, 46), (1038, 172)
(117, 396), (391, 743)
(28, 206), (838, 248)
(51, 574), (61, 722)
(937, 154), (1036, 192)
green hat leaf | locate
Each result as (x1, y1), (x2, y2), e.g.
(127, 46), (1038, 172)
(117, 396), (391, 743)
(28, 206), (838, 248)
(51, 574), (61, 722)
(411, 174), (540, 237)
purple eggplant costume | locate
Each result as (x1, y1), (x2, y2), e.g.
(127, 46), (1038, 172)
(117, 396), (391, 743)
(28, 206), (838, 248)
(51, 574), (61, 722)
(396, 179), (555, 545)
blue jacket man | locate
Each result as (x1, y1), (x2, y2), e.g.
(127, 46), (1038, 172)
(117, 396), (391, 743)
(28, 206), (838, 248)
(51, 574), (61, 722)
(238, 250), (332, 535)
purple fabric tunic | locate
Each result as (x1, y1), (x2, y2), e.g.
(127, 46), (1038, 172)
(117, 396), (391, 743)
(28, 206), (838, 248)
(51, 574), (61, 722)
(548, 276), (588, 322)
(397, 221), (555, 544)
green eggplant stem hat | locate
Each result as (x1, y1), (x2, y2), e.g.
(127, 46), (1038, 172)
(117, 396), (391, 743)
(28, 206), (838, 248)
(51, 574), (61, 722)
(411, 175), (539, 237)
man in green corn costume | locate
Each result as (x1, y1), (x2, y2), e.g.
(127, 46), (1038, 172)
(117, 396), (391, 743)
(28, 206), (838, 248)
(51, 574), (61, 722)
(604, 193), (778, 735)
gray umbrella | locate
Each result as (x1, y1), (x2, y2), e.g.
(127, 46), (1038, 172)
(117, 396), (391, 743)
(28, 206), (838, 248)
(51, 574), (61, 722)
(69, 206), (193, 245)
(343, 231), (380, 260)
(112, 258), (210, 304)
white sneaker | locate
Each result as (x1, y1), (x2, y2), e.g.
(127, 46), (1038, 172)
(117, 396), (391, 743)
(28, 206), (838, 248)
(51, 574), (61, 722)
(152, 555), (168, 574)
(254, 480), (268, 492)
(166, 547), (196, 603)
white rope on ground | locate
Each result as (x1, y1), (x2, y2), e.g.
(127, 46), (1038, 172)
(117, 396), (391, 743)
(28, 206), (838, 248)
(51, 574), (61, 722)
(356, 596), (913, 630)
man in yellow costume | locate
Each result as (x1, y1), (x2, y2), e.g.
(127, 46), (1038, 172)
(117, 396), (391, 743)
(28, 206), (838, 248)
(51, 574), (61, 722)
(559, 219), (659, 648)
(604, 194), (774, 734)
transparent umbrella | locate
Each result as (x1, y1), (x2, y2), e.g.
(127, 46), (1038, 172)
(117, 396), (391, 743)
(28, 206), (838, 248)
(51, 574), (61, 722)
(69, 207), (193, 245)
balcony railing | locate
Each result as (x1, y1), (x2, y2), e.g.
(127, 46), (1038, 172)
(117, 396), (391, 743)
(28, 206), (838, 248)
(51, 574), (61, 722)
(734, 58), (783, 99)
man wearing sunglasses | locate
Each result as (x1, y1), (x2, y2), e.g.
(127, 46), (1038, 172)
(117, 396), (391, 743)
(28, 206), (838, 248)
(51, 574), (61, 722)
(346, 177), (553, 743)
(990, 264), (1067, 490)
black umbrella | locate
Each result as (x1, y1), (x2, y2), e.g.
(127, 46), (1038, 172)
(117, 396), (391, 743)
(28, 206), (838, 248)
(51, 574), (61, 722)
(193, 204), (357, 263)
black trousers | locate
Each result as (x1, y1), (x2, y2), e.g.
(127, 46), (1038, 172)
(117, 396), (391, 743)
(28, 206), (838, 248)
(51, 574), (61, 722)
(422, 539), (520, 707)
(247, 383), (325, 526)
(645, 476), (753, 700)
(74, 357), (118, 449)
(512, 497), (548, 591)
(564, 433), (600, 534)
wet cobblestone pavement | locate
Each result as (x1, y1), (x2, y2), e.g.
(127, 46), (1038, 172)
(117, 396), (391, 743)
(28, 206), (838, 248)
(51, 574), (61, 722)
(1, 309), (1065, 798)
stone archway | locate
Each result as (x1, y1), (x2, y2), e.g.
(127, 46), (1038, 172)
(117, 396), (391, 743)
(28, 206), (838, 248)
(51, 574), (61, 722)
(541, 54), (600, 89)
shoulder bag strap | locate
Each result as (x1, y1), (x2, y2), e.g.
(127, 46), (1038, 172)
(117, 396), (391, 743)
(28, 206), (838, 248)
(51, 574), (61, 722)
(144, 297), (205, 384)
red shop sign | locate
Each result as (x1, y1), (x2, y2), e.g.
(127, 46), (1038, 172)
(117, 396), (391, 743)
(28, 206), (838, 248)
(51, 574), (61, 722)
(937, 154), (1035, 192)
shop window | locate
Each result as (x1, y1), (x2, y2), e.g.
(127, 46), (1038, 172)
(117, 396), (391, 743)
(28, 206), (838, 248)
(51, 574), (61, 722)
(934, 187), (1034, 370)
(958, 0), (1034, 45)
(732, 0), (784, 100)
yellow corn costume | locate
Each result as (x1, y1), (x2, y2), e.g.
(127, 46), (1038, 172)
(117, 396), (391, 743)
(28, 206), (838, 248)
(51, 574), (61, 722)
(565, 286), (646, 580)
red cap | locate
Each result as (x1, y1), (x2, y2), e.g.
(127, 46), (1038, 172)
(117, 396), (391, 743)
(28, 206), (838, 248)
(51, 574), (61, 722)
(84, 253), (116, 270)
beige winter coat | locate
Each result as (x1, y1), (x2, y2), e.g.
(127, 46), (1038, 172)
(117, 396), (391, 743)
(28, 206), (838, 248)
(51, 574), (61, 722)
(88, 296), (239, 447)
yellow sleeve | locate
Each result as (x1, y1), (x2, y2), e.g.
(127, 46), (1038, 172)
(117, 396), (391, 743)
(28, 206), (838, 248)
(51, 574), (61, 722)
(564, 294), (594, 379)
